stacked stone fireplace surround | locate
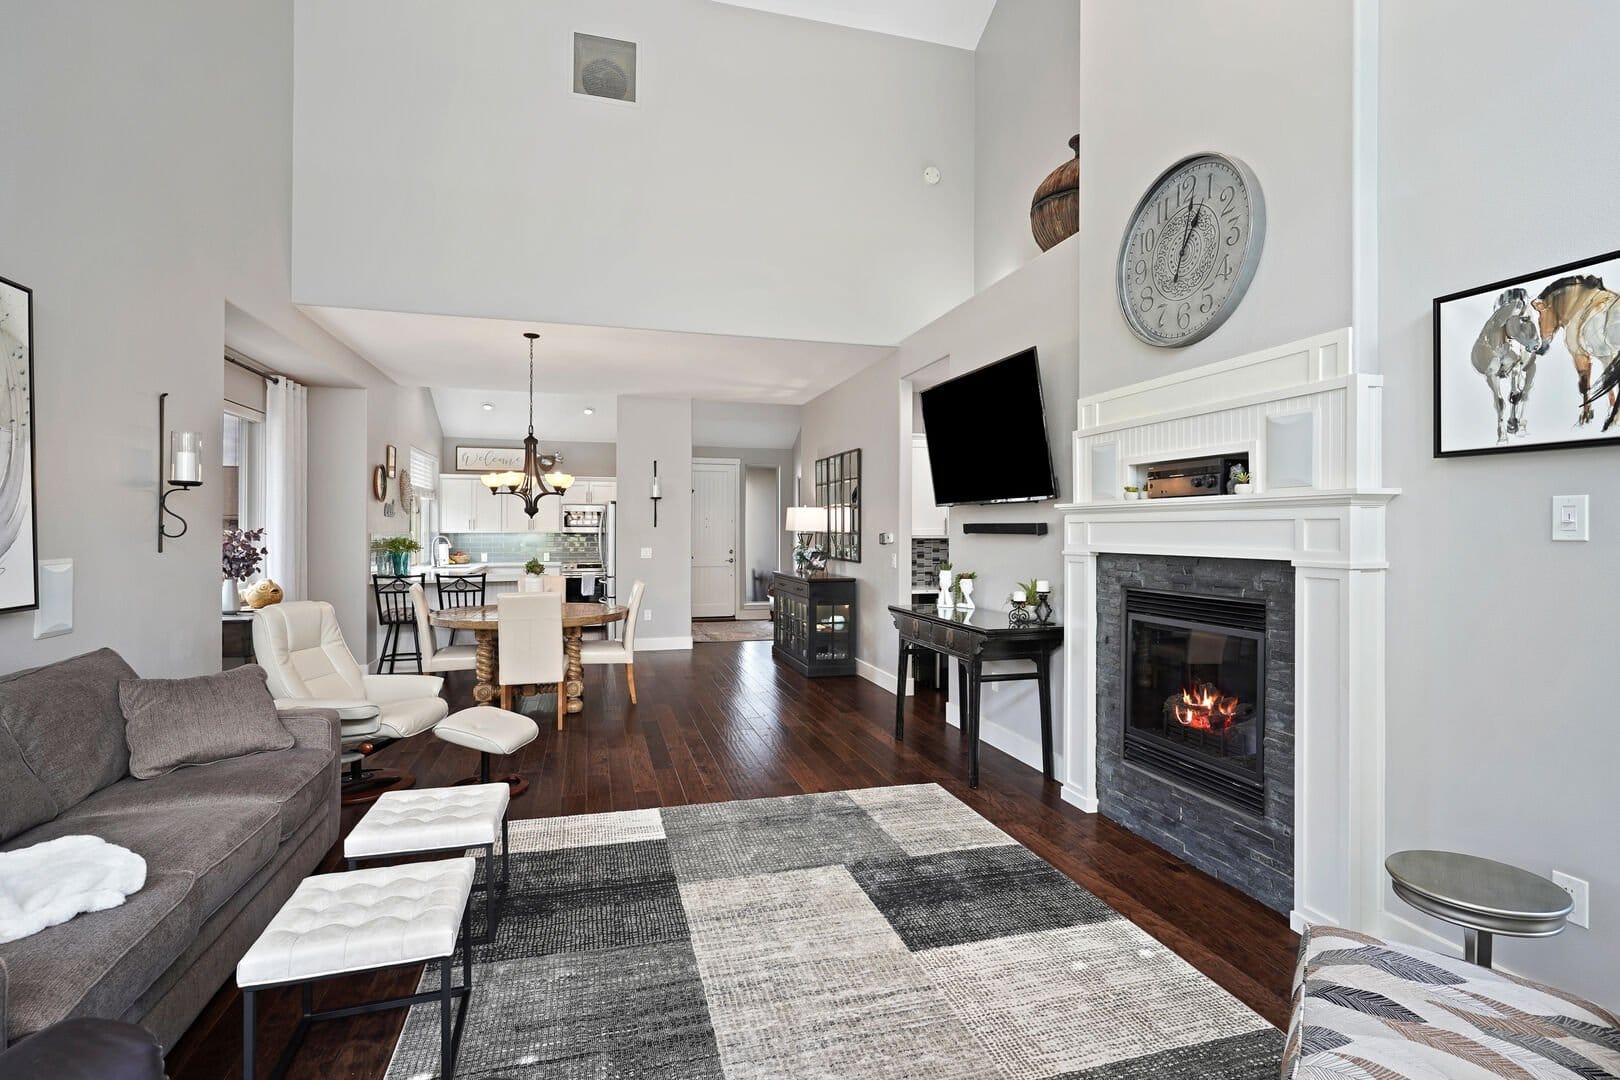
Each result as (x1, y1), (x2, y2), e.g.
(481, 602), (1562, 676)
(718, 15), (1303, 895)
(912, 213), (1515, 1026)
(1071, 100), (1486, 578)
(1094, 554), (1295, 914)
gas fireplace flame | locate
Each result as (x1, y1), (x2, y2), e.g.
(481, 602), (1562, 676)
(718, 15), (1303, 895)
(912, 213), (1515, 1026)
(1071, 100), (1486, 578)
(1173, 682), (1241, 731)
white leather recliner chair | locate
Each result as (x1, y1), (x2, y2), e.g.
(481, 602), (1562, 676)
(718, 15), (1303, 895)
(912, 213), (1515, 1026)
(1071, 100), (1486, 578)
(253, 600), (450, 802)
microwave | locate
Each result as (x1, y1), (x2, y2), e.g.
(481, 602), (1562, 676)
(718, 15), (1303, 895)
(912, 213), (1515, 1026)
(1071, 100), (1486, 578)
(562, 505), (606, 532)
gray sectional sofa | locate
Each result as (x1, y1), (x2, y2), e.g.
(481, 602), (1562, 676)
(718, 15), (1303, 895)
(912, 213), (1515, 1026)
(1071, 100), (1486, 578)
(0, 648), (340, 1051)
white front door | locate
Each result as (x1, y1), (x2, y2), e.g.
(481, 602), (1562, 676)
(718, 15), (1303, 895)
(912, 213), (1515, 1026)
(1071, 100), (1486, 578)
(691, 461), (738, 618)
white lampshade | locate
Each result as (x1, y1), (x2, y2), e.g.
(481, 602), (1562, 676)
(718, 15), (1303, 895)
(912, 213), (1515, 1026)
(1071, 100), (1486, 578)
(785, 505), (828, 532)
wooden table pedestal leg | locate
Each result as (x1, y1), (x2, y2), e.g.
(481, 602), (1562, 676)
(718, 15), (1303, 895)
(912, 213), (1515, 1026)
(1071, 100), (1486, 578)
(473, 629), (498, 706)
(564, 628), (585, 718)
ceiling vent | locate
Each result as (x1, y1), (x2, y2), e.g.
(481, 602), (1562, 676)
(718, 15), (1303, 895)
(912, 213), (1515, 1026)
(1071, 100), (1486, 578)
(573, 33), (637, 103)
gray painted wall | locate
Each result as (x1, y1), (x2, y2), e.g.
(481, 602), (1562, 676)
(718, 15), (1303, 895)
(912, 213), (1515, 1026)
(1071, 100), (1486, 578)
(1377, 0), (1619, 1007)
(616, 397), (692, 644)
(307, 389), (370, 652)
(1074, 1), (1355, 395)
(292, 0), (975, 347)
(974, 0), (1081, 292)
(0, 0), (386, 677)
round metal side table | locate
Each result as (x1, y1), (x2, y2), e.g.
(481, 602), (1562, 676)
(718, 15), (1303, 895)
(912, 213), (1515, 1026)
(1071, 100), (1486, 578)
(1386, 849), (1572, 968)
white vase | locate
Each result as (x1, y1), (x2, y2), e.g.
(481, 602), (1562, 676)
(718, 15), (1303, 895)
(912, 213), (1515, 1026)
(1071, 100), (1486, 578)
(1232, 483), (1253, 495)
(958, 578), (975, 609)
(222, 579), (240, 613)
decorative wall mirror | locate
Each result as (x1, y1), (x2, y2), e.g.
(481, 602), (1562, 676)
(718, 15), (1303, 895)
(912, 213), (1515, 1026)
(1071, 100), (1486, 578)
(814, 448), (861, 562)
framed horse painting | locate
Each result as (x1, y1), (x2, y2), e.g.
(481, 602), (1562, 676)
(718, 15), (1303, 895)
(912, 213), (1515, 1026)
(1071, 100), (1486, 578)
(1435, 249), (1620, 457)
(0, 274), (38, 614)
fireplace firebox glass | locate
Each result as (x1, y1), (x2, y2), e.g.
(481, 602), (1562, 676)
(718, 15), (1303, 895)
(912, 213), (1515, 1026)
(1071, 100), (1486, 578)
(1122, 589), (1266, 813)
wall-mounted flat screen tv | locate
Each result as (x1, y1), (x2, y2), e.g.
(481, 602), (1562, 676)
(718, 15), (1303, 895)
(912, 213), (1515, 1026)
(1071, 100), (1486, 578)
(919, 348), (1058, 505)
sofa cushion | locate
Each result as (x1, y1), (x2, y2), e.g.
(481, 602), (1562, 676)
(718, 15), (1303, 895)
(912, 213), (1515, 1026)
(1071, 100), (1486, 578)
(0, 649), (136, 824)
(119, 665), (293, 779)
(6, 798), (281, 925)
(69, 747), (335, 843)
(1284, 924), (1620, 1078)
(0, 720), (55, 845)
(0, 871), (195, 1043)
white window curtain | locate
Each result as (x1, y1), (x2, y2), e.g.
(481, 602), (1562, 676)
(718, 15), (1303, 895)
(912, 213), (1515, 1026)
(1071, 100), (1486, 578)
(264, 377), (308, 600)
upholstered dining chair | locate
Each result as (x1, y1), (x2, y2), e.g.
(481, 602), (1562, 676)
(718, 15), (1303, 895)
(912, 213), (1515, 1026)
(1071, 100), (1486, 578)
(496, 591), (566, 729)
(410, 584), (477, 674)
(253, 600), (449, 802)
(581, 579), (645, 704)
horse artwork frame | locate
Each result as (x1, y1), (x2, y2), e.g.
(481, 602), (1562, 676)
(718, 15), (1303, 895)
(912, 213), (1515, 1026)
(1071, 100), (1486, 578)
(1435, 248), (1620, 457)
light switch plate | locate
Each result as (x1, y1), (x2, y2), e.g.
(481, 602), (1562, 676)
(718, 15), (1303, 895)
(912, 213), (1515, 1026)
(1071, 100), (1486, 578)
(34, 559), (73, 639)
(640, 547), (653, 559)
(1551, 495), (1589, 542)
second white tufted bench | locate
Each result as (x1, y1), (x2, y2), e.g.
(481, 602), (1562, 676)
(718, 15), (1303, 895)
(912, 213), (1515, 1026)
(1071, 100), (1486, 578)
(237, 858), (475, 1080)
(343, 783), (510, 943)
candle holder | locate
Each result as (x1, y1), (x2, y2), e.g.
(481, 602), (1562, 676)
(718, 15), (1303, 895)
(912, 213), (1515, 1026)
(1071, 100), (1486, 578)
(158, 393), (203, 552)
(1034, 589), (1054, 624)
(650, 459), (663, 527)
(1008, 597), (1032, 626)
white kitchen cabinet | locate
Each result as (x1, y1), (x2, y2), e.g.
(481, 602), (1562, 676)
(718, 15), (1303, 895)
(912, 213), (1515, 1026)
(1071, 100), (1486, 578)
(588, 480), (617, 504)
(438, 475), (475, 532)
(911, 436), (948, 537)
(509, 496), (562, 533)
(561, 482), (590, 506)
(562, 477), (616, 505)
(469, 478), (507, 532)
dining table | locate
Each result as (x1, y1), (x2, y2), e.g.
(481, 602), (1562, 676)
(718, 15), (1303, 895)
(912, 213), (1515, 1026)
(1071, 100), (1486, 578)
(428, 601), (629, 717)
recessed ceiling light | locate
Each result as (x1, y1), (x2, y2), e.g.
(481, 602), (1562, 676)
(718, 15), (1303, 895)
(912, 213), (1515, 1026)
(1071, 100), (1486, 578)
(481, 402), (494, 411)
(583, 407), (595, 416)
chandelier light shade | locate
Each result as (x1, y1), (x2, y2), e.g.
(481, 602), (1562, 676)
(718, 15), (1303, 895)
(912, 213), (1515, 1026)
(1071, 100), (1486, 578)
(483, 332), (574, 516)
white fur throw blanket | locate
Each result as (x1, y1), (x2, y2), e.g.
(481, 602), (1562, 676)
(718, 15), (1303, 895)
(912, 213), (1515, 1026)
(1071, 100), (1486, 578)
(0, 835), (147, 944)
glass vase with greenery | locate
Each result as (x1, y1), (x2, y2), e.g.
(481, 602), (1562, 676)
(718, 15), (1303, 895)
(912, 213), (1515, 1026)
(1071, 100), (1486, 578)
(380, 536), (420, 575)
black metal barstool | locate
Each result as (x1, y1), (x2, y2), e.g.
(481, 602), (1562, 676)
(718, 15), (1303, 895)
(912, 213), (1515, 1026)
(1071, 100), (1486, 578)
(435, 571), (487, 645)
(372, 573), (426, 673)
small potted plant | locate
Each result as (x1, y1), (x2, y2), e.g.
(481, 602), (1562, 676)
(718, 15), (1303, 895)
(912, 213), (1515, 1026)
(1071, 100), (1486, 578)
(524, 557), (546, 576)
(222, 527), (268, 613)
(381, 536), (420, 575)
(518, 557), (548, 592)
(954, 570), (978, 609)
(1123, 485), (1142, 501)
(1230, 469), (1253, 495)
(1012, 577), (1040, 604)
(937, 560), (954, 597)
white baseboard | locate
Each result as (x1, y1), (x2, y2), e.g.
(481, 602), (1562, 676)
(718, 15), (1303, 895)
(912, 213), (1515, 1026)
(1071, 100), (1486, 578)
(637, 635), (693, 652)
(858, 659), (913, 697)
(1060, 784), (1098, 813)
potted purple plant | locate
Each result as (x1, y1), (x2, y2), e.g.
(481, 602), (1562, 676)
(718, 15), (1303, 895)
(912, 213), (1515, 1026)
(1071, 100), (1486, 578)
(222, 527), (268, 612)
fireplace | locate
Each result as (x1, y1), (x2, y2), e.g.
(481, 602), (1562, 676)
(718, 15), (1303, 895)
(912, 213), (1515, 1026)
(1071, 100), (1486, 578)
(1123, 590), (1267, 814)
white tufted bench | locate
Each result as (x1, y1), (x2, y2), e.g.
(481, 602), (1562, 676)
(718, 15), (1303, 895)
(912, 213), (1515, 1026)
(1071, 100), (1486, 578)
(237, 858), (476, 1080)
(344, 783), (511, 941)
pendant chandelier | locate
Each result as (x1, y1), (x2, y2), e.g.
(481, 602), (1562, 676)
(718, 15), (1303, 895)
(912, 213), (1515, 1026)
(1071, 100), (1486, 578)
(481, 331), (574, 515)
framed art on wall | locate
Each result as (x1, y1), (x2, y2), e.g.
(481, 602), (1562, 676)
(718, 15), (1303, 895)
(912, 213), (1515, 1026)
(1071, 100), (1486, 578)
(1435, 249), (1620, 457)
(0, 274), (38, 614)
(455, 445), (524, 471)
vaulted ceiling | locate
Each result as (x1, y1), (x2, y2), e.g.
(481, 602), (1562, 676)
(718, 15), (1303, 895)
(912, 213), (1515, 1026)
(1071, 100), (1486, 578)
(709, 0), (996, 49)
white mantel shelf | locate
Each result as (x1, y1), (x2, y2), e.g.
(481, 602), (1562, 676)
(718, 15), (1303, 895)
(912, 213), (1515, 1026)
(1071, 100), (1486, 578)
(1060, 328), (1396, 939)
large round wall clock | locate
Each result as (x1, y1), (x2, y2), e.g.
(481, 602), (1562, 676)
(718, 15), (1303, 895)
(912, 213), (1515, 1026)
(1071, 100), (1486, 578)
(1116, 152), (1265, 348)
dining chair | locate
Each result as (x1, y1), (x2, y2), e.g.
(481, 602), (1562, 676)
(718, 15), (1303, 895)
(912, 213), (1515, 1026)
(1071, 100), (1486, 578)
(496, 591), (566, 729)
(410, 584), (477, 674)
(434, 571), (487, 645)
(372, 573), (425, 673)
(581, 580), (645, 705)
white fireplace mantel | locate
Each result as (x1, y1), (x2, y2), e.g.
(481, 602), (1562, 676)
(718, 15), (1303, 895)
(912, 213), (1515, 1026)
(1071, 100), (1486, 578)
(1058, 329), (1396, 935)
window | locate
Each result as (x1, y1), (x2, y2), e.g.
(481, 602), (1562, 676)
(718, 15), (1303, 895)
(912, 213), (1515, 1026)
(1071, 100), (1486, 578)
(408, 446), (439, 553)
(223, 409), (265, 533)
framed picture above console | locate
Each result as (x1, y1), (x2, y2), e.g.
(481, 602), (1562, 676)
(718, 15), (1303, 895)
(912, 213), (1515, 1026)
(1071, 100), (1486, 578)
(814, 448), (861, 562)
(1435, 249), (1620, 457)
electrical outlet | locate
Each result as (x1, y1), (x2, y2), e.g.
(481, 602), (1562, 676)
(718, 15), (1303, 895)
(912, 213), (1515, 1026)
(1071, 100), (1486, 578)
(643, 609), (653, 621)
(1552, 871), (1590, 928)
(640, 547), (653, 559)
(890, 553), (898, 568)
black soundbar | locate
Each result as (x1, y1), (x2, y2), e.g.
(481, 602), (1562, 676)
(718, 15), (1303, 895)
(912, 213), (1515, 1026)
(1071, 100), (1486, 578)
(960, 522), (1049, 536)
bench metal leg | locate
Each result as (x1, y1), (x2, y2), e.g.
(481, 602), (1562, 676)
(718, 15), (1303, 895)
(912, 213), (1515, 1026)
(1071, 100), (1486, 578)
(242, 989), (255, 1080)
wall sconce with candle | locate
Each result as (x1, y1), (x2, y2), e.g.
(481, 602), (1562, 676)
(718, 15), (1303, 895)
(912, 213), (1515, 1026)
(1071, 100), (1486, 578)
(157, 392), (202, 551)
(650, 459), (662, 527)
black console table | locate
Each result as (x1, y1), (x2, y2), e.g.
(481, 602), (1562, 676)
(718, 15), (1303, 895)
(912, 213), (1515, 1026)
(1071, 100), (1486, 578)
(889, 603), (1063, 788)
(771, 572), (857, 677)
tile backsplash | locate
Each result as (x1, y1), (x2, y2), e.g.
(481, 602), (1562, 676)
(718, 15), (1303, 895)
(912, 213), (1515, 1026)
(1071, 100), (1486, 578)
(912, 538), (950, 587)
(445, 532), (600, 564)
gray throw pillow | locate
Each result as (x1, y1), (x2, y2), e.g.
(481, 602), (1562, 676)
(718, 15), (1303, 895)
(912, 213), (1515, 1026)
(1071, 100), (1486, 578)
(120, 665), (294, 779)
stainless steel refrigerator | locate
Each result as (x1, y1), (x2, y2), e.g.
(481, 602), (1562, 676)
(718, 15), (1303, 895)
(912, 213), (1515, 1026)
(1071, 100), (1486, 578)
(600, 500), (617, 604)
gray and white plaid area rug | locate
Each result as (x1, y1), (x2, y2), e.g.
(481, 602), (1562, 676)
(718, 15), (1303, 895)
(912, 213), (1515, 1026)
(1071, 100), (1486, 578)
(385, 784), (1282, 1079)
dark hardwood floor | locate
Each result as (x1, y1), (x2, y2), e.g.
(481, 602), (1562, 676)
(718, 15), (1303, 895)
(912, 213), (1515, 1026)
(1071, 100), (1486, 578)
(167, 640), (1297, 1079)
